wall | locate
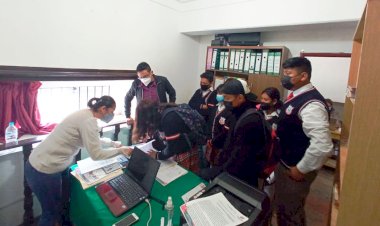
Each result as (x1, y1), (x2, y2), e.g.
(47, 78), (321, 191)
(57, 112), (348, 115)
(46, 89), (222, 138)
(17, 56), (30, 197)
(179, 0), (366, 35)
(0, 0), (200, 103)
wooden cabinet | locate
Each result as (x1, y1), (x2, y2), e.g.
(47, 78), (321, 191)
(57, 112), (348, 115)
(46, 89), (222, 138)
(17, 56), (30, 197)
(205, 46), (289, 98)
(331, 0), (380, 225)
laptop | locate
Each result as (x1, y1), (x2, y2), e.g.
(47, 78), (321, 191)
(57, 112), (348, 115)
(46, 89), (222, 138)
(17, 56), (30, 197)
(96, 147), (161, 217)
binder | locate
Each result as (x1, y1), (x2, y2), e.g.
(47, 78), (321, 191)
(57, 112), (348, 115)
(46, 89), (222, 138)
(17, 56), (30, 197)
(223, 51), (229, 70)
(243, 49), (251, 73)
(215, 49), (221, 70)
(229, 49), (236, 71)
(260, 49), (269, 74)
(273, 51), (282, 75)
(248, 51), (256, 74)
(211, 49), (217, 69)
(266, 51), (275, 75)
(219, 51), (225, 70)
(254, 50), (262, 74)
(238, 49), (245, 72)
(234, 49), (241, 71)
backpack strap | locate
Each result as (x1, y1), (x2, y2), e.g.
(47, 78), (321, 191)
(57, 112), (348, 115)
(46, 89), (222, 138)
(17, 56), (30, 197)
(161, 107), (193, 148)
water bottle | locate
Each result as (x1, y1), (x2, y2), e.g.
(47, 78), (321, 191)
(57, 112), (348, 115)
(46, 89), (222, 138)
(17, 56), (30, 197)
(165, 196), (174, 226)
(5, 122), (18, 144)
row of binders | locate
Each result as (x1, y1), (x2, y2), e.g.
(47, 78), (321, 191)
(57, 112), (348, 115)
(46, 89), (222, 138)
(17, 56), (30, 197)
(211, 48), (282, 75)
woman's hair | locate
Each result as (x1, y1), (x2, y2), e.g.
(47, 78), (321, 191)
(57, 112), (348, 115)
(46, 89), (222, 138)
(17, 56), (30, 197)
(132, 100), (177, 143)
(261, 87), (283, 109)
(87, 96), (116, 111)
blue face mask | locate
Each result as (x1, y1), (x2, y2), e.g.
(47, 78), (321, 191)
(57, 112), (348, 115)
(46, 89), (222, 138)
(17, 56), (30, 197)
(216, 94), (224, 102)
(101, 113), (114, 123)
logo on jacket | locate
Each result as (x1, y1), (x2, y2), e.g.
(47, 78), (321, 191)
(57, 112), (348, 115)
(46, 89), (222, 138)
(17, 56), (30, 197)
(286, 105), (294, 115)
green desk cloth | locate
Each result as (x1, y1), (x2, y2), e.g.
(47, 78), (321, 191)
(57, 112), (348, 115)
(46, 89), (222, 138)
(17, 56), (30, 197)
(70, 170), (206, 226)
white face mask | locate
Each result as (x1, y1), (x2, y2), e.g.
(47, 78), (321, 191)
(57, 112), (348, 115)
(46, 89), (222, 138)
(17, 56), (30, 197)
(139, 77), (151, 86)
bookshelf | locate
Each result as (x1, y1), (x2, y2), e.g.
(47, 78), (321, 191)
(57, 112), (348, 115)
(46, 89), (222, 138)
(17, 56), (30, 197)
(331, 0), (380, 225)
(205, 46), (289, 98)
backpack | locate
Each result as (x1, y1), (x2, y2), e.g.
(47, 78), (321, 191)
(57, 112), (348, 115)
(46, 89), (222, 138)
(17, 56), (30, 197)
(162, 103), (208, 146)
(234, 108), (280, 178)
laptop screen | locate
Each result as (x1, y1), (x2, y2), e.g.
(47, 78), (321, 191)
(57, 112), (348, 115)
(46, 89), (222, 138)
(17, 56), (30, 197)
(127, 147), (161, 193)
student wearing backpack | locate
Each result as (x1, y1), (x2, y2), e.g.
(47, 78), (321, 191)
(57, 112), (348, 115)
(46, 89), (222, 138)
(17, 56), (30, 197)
(200, 79), (267, 187)
(131, 100), (206, 173)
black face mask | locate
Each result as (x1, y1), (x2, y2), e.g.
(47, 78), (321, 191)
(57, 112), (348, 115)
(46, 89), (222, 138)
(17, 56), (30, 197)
(260, 102), (271, 111)
(200, 84), (210, 91)
(281, 76), (294, 90)
(224, 101), (234, 111)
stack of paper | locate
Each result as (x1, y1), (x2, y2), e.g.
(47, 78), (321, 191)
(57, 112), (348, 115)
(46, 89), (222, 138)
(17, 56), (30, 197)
(180, 192), (248, 226)
(156, 159), (188, 186)
(71, 155), (128, 189)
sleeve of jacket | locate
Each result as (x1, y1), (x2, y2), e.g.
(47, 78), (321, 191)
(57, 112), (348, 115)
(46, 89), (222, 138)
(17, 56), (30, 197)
(188, 90), (199, 110)
(124, 81), (137, 118)
(164, 77), (176, 103)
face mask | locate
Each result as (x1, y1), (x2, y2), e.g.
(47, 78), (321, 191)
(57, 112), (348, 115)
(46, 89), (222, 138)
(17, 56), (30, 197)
(260, 102), (271, 111)
(216, 94), (224, 102)
(224, 101), (234, 111)
(101, 113), (114, 123)
(281, 76), (294, 90)
(200, 84), (210, 91)
(139, 77), (151, 86)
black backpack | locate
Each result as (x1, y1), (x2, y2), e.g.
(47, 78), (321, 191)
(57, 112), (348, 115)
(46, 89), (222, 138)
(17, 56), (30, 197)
(234, 108), (279, 178)
(162, 104), (208, 146)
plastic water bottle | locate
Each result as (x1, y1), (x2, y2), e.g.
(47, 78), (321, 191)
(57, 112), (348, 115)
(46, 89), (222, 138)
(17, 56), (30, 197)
(5, 122), (18, 144)
(165, 196), (174, 226)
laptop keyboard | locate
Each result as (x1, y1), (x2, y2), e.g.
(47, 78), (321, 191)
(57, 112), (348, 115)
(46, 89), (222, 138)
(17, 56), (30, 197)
(109, 174), (147, 207)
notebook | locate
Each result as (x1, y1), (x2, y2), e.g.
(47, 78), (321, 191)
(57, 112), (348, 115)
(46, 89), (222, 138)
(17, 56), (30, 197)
(96, 147), (161, 217)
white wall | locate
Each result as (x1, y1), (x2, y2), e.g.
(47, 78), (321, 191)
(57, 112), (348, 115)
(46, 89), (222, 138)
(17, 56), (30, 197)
(0, 0), (200, 103)
(180, 0), (366, 35)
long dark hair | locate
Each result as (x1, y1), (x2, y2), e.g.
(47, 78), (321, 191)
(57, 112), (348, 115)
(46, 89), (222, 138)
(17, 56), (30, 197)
(132, 99), (177, 143)
(87, 96), (116, 111)
(261, 87), (283, 109)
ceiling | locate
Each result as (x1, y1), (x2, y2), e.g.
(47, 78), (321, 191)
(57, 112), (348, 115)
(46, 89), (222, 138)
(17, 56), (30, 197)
(149, 0), (256, 12)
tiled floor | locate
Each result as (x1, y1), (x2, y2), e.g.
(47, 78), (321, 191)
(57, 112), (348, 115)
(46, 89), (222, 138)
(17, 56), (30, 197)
(271, 166), (335, 226)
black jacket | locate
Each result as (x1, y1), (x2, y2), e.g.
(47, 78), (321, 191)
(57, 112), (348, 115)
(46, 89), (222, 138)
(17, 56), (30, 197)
(188, 89), (218, 136)
(220, 101), (267, 187)
(124, 75), (176, 117)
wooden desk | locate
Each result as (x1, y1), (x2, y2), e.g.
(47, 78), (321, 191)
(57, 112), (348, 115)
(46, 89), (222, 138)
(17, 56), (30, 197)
(0, 137), (43, 226)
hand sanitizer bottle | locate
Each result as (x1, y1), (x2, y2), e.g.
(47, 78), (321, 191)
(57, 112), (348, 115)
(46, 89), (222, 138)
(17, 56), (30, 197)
(165, 196), (174, 226)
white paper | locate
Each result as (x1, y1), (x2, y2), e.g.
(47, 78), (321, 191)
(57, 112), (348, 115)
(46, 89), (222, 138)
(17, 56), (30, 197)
(129, 139), (157, 153)
(181, 192), (248, 226)
(77, 156), (119, 174)
(156, 159), (187, 186)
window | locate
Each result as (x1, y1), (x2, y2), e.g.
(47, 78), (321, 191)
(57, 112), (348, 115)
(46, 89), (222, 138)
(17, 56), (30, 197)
(38, 80), (136, 124)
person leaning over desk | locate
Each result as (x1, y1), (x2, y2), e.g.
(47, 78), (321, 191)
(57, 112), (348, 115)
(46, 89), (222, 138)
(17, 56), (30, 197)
(25, 96), (131, 226)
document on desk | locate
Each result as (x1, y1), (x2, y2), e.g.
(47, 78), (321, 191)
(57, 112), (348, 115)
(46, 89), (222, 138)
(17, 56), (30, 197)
(156, 159), (188, 186)
(77, 156), (120, 174)
(180, 192), (248, 226)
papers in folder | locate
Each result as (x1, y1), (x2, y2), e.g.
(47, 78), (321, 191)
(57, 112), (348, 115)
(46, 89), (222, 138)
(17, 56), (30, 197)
(180, 192), (248, 226)
(156, 159), (187, 186)
(129, 139), (157, 153)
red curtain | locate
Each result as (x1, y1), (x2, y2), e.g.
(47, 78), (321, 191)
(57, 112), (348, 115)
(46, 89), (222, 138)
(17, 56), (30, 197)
(0, 81), (56, 141)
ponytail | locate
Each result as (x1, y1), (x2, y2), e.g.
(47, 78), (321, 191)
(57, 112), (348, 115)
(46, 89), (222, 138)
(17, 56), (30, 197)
(87, 95), (116, 111)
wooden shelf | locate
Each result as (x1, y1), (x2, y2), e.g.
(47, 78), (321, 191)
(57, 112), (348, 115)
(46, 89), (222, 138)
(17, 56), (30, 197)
(205, 46), (289, 98)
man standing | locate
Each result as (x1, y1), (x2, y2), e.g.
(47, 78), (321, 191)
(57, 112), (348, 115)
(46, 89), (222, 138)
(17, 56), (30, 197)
(275, 57), (333, 226)
(124, 62), (176, 124)
(189, 71), (218, 168)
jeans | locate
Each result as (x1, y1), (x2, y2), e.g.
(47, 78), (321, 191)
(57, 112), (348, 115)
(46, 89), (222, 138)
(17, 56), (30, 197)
(25, 161), (63, 226)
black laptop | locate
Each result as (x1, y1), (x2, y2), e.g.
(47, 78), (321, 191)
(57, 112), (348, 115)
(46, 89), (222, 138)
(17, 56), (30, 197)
(96, 147), (161, 217)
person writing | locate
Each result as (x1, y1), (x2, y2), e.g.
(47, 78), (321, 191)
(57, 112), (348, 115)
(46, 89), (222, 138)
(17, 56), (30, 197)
(124, 62), (176, 125)
(25, 96), (131, 226)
